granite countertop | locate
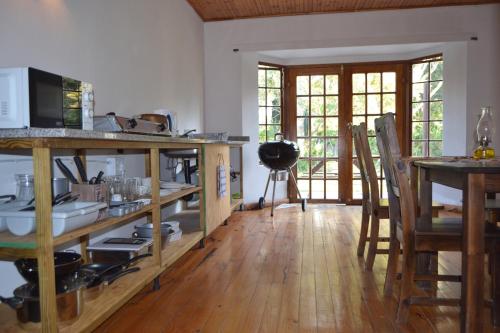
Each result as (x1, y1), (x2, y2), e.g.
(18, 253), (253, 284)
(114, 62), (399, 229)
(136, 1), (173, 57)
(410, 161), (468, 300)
(0, 128), (249, 145)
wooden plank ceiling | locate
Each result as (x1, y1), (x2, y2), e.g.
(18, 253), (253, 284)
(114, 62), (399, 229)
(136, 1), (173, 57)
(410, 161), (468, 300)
(186, 0), (499, 21)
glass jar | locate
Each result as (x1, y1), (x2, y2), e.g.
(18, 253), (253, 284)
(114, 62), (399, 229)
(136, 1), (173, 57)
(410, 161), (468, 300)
(15, 174), (34, 201)
(473, 106), (495, 159)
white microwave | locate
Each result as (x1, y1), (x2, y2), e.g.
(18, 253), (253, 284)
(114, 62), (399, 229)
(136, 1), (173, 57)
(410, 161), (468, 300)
(0, 67), (94, 129)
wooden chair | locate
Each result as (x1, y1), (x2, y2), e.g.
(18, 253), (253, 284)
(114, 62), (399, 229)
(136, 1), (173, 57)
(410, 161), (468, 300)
(352, 123), (390, 270)
(352, 122), (442, 271)
(375, 113), (500, 325)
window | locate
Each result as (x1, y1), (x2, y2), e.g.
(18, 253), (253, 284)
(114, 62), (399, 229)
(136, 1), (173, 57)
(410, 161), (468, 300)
(410, 55), (444, 157)
(258, 64), (283, 143)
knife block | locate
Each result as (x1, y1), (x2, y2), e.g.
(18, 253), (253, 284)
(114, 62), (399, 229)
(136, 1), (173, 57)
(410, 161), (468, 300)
(71, 183), (109, 220)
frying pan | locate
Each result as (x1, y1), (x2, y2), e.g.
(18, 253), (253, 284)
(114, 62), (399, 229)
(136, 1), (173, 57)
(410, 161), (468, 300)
(82, 267), (141, 301)
(15, 252), (82, 285)
(81, 253), (151, 285)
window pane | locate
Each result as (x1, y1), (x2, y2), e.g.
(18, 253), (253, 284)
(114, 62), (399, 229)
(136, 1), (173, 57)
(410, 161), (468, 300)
(412, 122), (426, 140)
(367, 73), (381, 93)
(297, 117), (309, 137)
(267, 88), (281, 106)
(430, 101), (443, 120)
(267, 125), (280, 140)
(429, 121), (443, 140)
(325, 96), (338, 116)
(298, 179), (310, 198)
(430, 81), (443, 101)
(412, 102), (424, 121)
(382, 72), (396, 92)
(352, 115), (365, 126)
(368, 136), (379, 157)
(259, 88), (266, 106)
(429, 141), (442, 157)
(353, 95), (365, 115)
(326, 160), (338, 179)
(353, 74), (365, 93)
(259, 125), (267, 142)
(311, 96), (324, 116)
(325, 117), (338, 137)
(430, 61), (443, 81)
(297, 76), (309, 95)
(297, 159), (310, 178)
(366, 116), (378, 136)
(326, 180), (338, 199)
(382, 94), (396, 114)
(258, 70), (266, 87)
(325, 75), (338, 95)
(412, 62), (429, 82)
(325, 138), (338, 157)
(259, 107), (266, 124)
(311, 160), (324, 179)
(267, 70), (280, 88)
(412, 141), (424, 157)
(311, 75), (324, 95)
(352, 159), (361, 179)
(311, 138), (324, 157)
(311, 180), (324, 199)
(297, 97), (309, 116)
(412, 83), (427, 102)
(367, 95), (381, 114)
(352, 180), (362, 199)
(311, 118), (324, 137)
(298, 138), (310, 158)
(267, 107), (281, 124)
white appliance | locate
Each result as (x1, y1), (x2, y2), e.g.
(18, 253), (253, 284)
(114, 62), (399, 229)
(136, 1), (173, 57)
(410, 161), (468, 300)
(0, 67), (94, 130)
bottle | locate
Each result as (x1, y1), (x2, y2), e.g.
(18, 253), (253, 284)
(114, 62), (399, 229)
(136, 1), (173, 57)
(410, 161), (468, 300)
(473, 107), (495, 159)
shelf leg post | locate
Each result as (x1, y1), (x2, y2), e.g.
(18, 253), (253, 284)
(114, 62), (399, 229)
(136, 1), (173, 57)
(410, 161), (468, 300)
(150, 148), (161, 267)
(199, 238), (206, 249)
(152, 277), (161, 291)
(33, 147), (57, 333)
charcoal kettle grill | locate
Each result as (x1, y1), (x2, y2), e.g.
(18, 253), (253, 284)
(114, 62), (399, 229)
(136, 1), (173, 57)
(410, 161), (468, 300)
(258, 133), (306, 216)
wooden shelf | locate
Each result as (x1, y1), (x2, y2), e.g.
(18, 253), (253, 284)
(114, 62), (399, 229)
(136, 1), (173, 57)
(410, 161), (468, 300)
(230, 198), (243, 211)
(0, 258), (160, 333)
(0, 231), (36, 249)
(161, 230), (204, 268)
(159, 186), (202, 206)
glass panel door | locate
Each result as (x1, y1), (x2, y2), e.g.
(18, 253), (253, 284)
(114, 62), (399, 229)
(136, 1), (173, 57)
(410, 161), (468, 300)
(286, 64), (405, 203)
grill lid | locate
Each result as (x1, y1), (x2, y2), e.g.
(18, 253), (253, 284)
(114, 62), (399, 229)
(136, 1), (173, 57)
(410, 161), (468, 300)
(258, 133), (300, 170)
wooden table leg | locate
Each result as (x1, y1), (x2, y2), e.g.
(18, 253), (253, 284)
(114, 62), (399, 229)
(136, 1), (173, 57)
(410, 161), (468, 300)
(461, 173), (485, 332)
(416, 167), (434, 289)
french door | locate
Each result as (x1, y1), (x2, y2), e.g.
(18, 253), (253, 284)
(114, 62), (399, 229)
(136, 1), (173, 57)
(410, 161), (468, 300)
(286, 64), (406, 203)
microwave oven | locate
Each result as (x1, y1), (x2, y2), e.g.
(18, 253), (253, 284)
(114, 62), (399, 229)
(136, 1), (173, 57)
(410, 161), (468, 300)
(0, 67), (94, 129)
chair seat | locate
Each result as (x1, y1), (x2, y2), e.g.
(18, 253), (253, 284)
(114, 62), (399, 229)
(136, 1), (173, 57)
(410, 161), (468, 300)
(380, 198), (444, 210)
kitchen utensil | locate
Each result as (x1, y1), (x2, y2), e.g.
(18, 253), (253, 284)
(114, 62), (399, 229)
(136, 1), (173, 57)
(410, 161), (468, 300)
(89, 171), (104, 185)
(52, 177), (69, 199)
(55, 158), (79, 184)
(133, 222), (175, 249)
(0, 282), (84, 323)
(73, 156), (88, 183)
(81, 253), (151, 285)
(82, 267), (140, 301)
(87, 238), (153, 264)
(15, 174), (34, 201)
(15, 252), (82, 285)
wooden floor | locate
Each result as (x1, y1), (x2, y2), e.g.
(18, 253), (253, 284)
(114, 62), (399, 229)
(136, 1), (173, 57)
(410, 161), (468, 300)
(95, 205), (500, 333)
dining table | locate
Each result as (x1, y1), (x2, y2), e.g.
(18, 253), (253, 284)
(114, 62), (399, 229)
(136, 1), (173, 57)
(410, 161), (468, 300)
(411, 157), (500, 333)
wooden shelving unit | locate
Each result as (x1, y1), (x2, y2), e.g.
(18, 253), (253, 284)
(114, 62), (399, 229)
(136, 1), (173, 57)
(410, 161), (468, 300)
(0, 135), (226, 333)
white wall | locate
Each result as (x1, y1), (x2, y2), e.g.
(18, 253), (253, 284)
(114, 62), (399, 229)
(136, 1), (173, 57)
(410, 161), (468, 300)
(0, 0), (204, 296)
(204, 4), (500, 204)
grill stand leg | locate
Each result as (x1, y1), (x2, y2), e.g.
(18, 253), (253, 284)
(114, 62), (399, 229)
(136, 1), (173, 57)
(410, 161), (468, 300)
(263, 170), (272, 199)
(289, 167), (306, 212)
(271, 170), (278, 217)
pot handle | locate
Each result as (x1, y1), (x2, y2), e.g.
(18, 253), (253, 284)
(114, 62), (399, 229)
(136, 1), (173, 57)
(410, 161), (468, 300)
(105, 267), (141, 286)
(0, 295), (23, 310)
(123, 253), (152, 267)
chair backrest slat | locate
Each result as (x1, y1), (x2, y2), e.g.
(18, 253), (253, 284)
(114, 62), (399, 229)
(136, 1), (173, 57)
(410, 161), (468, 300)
(352, 123), (380, 207)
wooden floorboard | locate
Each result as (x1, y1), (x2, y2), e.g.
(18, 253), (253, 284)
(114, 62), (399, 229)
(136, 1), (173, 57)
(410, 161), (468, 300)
(95, 205), (500, 333)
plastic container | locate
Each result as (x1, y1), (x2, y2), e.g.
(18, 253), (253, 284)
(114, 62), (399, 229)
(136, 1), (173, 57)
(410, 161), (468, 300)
(0, 201), (30, 232)
(2, 202), (107, 237)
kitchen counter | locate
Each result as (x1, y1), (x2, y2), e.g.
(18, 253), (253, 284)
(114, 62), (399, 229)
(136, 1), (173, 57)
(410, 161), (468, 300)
(0, 128), (249, 145)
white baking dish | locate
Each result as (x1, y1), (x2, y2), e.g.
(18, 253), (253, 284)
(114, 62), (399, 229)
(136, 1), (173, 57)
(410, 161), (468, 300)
(1, 202), (107, 237)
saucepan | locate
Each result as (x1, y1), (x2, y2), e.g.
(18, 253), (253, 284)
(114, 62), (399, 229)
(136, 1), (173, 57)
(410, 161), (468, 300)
(14, 252), (82, 285)
(0, 280), (84, 323)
